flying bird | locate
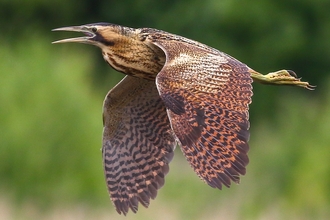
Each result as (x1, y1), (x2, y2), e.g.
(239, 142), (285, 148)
(53, 23), (313, 215)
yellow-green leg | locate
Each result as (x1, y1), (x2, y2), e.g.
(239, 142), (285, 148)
(249, 69), (315, 90)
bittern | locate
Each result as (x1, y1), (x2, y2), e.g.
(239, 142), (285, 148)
(53, 23), (313, 215)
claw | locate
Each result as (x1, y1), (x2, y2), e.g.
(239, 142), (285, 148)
(287, 70), (297, 78)
(305, 84), (316, 91)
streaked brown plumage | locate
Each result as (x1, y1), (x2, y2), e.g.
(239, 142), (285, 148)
(53, 23), (313, 215)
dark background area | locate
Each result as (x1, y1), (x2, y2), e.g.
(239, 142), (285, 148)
(0, 0), (329, 219)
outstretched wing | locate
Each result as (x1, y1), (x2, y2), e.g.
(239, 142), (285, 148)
(102, 75), (176, 215)
(146, 31), (253, 189)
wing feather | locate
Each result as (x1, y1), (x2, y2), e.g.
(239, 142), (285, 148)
(102, 75), (176, 215)
(145, 33), (253, 189)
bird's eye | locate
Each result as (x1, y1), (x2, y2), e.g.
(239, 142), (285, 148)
(91, 27), (97, 33)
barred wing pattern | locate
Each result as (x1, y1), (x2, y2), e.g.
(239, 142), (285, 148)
(146, 31), (253, 189)
(102, 76), (176, 215)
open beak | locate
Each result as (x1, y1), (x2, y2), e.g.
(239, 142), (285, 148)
(52, 26), (95, 44)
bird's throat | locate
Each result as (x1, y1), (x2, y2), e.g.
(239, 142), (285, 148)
(101, 38), (166, 80)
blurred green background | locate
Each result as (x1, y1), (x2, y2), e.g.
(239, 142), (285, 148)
(1, 0), (329, 219)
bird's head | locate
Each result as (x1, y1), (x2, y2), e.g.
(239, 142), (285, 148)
(52, 23), (134, 49)
(53, 23), (165, 79)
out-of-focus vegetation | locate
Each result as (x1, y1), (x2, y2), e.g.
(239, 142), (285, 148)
(0, 0), (329, 219)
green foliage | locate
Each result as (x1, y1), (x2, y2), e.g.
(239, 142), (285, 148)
(0, 0), (329, 219)
(0, 36), (108, 207)
(244, 86), (330, 219)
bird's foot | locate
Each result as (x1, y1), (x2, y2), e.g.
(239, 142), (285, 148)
(249, 69), (315, 90)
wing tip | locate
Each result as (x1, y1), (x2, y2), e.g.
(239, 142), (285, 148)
(111, 171), (169, 215)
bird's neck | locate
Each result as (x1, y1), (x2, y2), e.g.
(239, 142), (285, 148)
(101, 35), (166, 80)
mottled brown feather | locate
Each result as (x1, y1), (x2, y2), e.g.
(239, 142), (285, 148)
(102, 75), (176, 215)
(144, 31), (253, 189)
